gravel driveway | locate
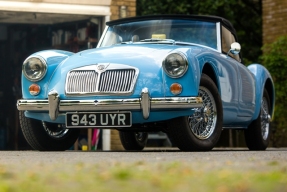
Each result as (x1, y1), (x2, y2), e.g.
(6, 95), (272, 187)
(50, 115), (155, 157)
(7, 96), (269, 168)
(0, 148), (286, 170)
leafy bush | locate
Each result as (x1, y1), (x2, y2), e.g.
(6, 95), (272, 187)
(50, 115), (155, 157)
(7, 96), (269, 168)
(261, 36), (287, 147)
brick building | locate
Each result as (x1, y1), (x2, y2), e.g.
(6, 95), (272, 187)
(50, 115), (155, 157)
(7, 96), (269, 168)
(263, 0), (287, 44)
(0, 0), (136, 150)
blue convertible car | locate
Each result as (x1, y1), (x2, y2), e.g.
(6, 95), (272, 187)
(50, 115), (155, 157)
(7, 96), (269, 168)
(17, 15), (275, 151)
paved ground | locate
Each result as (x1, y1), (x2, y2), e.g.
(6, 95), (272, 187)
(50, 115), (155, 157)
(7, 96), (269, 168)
(0, 148), (286, 170)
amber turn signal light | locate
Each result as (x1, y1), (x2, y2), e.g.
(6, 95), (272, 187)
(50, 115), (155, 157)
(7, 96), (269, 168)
(170, 83), (182, 95)
(29, 84), (41, 96)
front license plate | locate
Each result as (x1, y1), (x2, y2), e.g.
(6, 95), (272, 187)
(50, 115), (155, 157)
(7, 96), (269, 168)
(66, 112), (132, 128)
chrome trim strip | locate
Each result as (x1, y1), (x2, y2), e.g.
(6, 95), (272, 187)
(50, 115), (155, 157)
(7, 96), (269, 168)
(17, 97), (202, 112)
(216, 22), (222, 52)
(18, 88), (202, 120)
(97, 26), (108, 48)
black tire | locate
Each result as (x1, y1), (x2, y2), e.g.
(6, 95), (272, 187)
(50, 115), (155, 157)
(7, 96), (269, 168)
(244, 89), (271, 150)
(119, 131), (148, 150)
(168, 74), (223, 151)
(19, 111), (80, 151)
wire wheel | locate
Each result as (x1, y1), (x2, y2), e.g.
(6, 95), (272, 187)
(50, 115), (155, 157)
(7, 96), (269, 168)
(42, 122), (69, 139)
(167, 74), (223, 151)
(19, 111), (80, 151)
(261, 97), (270, 140)
(245, 88), (271, 150)
(189, 86), (217, 140)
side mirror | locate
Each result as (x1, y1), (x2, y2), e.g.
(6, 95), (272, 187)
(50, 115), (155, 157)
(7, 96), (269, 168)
(229, 42), (241, 55)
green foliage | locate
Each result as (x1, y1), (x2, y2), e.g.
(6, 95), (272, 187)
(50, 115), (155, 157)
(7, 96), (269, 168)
(261, 36), (287, 146)
(136, 0), (262, 64)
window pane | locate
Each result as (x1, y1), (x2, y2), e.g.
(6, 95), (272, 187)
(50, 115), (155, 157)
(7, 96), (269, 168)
(221, 26), (240, 61)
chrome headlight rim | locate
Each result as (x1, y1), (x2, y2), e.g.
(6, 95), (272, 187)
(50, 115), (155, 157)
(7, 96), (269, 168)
(22, 56), (47, 82)
(162, 52), (188, 78)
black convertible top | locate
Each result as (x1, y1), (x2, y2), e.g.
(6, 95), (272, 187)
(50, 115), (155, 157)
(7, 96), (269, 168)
(106, 14), (237, 37)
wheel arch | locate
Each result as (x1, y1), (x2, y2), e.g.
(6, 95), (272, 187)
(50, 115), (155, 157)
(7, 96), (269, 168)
(201, 62), (221, 93)
(264, 78), (275, 119)
(247, 64), (275, 121)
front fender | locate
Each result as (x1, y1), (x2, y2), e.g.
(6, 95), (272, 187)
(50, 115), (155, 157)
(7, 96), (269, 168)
(22, 50), (74, 99)
(248, 64), (275, 121)
(163, 48), (201, 97)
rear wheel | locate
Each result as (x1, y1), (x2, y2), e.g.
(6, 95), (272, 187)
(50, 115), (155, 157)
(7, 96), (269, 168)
(19, 111), (80, 151)
(244, 89), (271, 150)
(119, 131), (148, 150)
(168, 74), (223, 151)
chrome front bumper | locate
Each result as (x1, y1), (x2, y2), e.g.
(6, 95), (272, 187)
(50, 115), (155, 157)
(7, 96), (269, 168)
(17, 88), (202, 121)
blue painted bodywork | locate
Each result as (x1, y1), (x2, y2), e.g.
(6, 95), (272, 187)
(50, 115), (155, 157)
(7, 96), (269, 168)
(21, 19), (275, 129)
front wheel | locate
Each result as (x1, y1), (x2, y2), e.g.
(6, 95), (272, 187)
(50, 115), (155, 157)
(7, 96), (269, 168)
(168, 74), (223, 151)
(119, 131), (148, 150)
(19, 111), (80, 151)
(244, 89), (271, 150)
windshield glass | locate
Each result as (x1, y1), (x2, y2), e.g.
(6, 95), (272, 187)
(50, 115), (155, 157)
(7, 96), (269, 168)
(99, 19), (217, 49)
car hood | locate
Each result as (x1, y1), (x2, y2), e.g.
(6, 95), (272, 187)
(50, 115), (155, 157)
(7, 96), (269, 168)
(47, 44), (202, 99)
(81, 44), (171, 60)
(62, 44), (200, 69)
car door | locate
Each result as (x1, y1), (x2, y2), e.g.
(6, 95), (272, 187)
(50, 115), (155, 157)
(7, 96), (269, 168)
(221, 26), (255, 123)
(236, 62), (255, 121)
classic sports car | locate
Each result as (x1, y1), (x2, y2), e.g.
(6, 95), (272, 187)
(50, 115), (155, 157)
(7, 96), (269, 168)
(17, 15), (275, 151)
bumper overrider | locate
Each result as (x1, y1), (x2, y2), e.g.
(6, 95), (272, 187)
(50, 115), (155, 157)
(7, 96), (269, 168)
(17, 88), (203, 121)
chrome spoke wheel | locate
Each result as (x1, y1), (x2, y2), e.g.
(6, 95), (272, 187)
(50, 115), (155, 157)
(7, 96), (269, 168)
(42, 122), (69, 139)
(167, 74), (222, 151)
(189, 86), (217, 140)
(19, 111), (80, 151)
(261, 97), (270, 140)
(244, 89), (271, 151)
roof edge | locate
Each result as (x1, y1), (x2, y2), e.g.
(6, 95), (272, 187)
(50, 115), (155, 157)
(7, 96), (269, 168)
(106, 14), (236, 37)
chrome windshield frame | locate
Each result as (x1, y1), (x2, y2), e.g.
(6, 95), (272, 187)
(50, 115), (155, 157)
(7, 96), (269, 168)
(98, 19), (219, 50)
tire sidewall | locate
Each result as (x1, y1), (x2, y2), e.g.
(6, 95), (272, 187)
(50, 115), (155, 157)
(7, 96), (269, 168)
(245, 89), (271, 150)
(19, 111), (79, 151)
(181, 74), (223, 150)
(135, 132), (148, 147)
(259, 89), (271, 146)
(119, 131), (148, 150)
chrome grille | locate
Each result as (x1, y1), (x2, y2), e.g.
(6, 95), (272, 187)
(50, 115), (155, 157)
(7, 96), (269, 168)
(66, 70), (98, 93)
(99, 69), (136, 92)
(65, 66), (138, 95)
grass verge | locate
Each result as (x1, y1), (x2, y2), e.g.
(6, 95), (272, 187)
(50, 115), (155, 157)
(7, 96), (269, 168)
(0, 161), (286, 192)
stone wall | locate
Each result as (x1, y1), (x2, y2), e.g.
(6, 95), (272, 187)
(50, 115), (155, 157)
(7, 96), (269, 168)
(263, 0), (287, 45)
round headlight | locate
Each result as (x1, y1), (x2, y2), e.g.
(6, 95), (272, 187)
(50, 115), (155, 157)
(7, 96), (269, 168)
(23, 56), (47, 82)
(163, 53), (188, 78)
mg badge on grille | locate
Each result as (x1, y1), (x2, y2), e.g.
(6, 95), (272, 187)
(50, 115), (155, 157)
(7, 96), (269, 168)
(97, 65), (105, 71)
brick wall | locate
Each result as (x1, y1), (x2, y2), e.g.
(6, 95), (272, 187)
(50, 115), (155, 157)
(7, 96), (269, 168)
(263, 0), (287, 45)
(110, 0), (136, 21)
(109, 0), (136, 150)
